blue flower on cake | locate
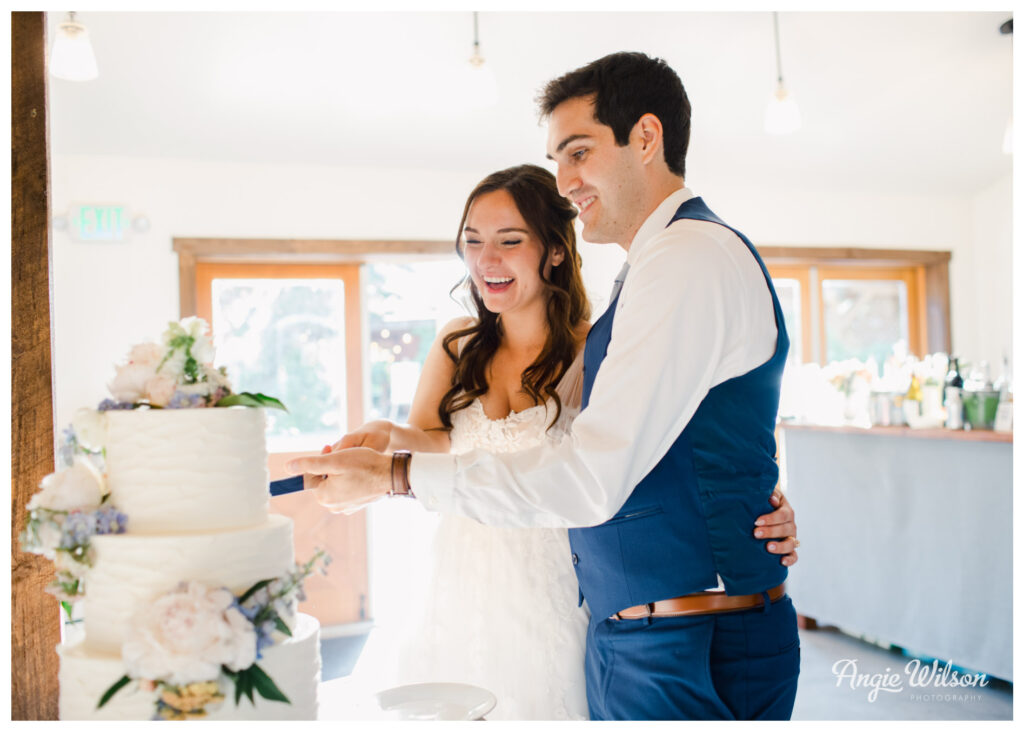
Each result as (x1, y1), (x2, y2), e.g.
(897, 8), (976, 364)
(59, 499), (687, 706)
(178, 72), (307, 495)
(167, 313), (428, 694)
(20, 456), (125, 604)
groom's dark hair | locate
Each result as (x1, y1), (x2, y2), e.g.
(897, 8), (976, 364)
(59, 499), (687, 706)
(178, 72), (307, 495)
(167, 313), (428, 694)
(537, 51), (691, 179)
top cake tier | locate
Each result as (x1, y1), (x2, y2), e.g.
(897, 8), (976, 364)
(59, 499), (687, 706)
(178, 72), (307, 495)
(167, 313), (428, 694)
(104, 408), (269, 533)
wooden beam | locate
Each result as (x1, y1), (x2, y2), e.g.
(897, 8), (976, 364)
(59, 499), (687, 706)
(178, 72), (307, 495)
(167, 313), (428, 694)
(11, 10), (61, 721)
(177, 250), (197, 318)
(924, 258), (952, 354)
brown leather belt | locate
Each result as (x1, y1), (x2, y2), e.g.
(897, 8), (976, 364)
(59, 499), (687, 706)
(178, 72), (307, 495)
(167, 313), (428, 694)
(611, 583), (786, 620)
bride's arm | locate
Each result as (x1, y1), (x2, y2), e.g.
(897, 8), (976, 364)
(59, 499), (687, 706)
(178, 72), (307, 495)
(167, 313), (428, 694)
(333, 317), (472, 455)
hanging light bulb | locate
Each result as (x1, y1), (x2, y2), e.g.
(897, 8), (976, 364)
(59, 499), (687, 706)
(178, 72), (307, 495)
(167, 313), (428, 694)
(1001, 19), (1012, 155)
(49, 11), (99, 81)
(764, 12), (800, 135)
(464, 11), (498, 108)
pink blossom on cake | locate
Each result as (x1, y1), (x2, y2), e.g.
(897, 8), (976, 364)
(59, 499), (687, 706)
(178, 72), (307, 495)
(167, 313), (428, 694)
(122, 581), (257, 686)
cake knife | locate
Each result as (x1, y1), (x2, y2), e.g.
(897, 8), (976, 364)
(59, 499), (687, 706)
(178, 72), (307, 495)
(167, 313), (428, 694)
(269, 475), (305, 496)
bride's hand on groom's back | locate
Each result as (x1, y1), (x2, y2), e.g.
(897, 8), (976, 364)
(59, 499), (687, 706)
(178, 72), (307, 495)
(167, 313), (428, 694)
(754, 490), (799, 567)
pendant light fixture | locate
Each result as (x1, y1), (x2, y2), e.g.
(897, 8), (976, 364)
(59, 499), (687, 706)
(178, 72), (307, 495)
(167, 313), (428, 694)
(1001, 18), (1012, 155)
(49, 11), (99, 81)
(764, 12), (801, 135)
(464, 11), (498, 108)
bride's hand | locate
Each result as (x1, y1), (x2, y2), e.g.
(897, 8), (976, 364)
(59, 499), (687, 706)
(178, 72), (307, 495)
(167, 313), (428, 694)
(754, 490), (799, 567)
(330, 420), (394, 453)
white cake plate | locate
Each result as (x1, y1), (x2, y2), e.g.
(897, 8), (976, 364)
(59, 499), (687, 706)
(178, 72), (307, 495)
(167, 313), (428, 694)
(374, 682), (497, 721)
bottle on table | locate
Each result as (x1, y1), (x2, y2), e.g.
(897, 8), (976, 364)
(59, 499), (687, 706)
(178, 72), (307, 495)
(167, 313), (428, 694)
(994, 355), (1013, 433)
(944, 356), (964, 430)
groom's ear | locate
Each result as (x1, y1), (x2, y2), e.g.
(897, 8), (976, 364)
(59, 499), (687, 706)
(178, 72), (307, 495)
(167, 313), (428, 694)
(633, 113), (664, 166)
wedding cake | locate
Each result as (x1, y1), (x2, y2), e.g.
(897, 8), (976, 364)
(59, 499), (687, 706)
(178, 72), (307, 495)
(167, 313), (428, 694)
(20, 319), (324, 720)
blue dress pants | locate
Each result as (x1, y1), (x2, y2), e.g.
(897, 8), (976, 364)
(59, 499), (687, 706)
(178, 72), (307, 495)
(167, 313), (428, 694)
(585, 594), (800, 720)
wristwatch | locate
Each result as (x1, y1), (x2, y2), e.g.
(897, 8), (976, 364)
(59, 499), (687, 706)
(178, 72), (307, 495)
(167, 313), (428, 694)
(388, 450), (414, 498)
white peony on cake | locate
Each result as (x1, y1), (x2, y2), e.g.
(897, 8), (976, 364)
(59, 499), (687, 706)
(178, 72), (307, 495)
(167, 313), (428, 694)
(20, 318), (324, 721)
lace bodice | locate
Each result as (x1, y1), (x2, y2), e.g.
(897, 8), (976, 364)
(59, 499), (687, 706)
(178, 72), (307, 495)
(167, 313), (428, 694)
(448, 347), (584, 455)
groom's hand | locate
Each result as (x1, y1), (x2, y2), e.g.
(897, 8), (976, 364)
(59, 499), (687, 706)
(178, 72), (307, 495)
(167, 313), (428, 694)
(755, 490), (799, 567)
(285, 448), (391, 514)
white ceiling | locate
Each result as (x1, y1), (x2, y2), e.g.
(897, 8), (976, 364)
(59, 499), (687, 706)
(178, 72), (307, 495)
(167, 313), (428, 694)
(47, 10), (1013, 196)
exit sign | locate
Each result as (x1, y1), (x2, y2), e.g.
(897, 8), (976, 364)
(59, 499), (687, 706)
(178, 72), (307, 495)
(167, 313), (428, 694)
(72, 204), (129, 242)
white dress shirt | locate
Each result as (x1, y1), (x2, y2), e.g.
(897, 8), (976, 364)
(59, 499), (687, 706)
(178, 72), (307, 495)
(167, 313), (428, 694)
(411, 188), (778, 528)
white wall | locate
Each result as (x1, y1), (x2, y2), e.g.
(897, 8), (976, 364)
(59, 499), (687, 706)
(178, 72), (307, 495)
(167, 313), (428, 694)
(962, 173), (1013, 376)
(50, 154), (1010, 429)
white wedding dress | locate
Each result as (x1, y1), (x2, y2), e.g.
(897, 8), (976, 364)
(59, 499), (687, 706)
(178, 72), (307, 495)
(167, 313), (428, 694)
(350, 351), (589, 720)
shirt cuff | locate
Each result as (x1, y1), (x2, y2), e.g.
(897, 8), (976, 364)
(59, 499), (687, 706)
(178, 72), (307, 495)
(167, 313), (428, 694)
(409, 451), (457, 513)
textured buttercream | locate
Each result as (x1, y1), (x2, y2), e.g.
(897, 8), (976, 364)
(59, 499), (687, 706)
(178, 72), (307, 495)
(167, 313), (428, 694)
(84, 515), (295, 653)
(104, 408), (269, 533)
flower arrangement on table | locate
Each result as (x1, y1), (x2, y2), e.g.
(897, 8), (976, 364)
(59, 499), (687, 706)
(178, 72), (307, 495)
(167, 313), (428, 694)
(99, 551), (329, 720)
(20, 317), (286, 607)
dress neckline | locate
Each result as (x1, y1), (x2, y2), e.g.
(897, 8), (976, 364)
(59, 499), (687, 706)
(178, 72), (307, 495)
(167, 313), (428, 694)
(470, 397), (550, 423)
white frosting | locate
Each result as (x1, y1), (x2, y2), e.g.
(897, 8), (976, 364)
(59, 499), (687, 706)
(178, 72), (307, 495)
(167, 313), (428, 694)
(104, 408), (269, 533)
(84, 515), (295, 653)
(58, 405), (322, 720)
(59, 613), (321, 720)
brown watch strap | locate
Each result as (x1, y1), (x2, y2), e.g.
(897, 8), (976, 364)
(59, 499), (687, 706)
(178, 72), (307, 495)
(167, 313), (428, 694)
(389, 450), (414, 498)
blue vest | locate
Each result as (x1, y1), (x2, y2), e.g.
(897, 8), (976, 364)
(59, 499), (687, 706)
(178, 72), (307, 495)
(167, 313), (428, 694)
(569, 197), (789, 621)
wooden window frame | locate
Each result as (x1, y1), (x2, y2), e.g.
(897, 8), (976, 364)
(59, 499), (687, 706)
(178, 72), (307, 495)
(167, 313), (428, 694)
(761, 247), (951, 361)
(816, 264), (926, 363)
(194, 261), (364, 435)
(174, 237), (455, 318)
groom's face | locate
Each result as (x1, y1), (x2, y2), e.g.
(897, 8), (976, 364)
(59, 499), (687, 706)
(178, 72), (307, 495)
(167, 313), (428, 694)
(546, 95), (645, 246)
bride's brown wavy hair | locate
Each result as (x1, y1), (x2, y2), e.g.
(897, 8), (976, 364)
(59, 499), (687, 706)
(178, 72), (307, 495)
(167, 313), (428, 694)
(438, 164), (590, 430)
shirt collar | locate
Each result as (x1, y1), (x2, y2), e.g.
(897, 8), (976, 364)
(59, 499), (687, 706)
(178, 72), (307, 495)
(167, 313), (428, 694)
(626, 187), (695, 266)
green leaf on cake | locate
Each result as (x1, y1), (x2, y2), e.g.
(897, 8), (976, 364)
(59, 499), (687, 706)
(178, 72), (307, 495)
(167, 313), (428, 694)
(243, 673), (255, 704)
(215, 392), (288, 411)
(97, 675), (132, 709)
(237, 578), (272, 604)
(249, 664), (291, 704)
(274, 616), (292, 637)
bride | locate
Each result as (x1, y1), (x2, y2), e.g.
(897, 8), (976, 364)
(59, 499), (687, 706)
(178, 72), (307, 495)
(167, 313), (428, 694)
(343, 163), (591, 719)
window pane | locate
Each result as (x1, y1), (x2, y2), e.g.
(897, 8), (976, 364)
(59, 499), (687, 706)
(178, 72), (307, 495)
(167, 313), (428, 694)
(822, 278), (909, 364)
(365, 260), (468, 423)
(773, 278), (803, 366)
(210, 278), (346, 453)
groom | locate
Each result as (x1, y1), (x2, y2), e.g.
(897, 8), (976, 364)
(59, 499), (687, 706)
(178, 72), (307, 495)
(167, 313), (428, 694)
(290, 52), (800, 720)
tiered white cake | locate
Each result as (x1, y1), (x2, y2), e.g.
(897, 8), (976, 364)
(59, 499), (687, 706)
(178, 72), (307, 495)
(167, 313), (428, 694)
(57, 408), (322, 720)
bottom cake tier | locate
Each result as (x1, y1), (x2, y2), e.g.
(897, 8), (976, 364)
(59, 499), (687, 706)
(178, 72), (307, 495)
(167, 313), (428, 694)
(58, 613), (321, 720)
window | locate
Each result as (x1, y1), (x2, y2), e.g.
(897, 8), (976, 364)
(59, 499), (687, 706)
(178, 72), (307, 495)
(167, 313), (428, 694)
(196, 263), (362, 452)
(762, 248), (949, 365)
(817, 266), (922, 365)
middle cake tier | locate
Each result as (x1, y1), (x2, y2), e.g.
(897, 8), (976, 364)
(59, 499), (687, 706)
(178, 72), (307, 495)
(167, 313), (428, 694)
(84, 514), (295, 654)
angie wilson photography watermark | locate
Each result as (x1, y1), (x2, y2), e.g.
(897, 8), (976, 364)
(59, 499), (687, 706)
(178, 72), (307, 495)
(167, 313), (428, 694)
(831, 658), (990, 704)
